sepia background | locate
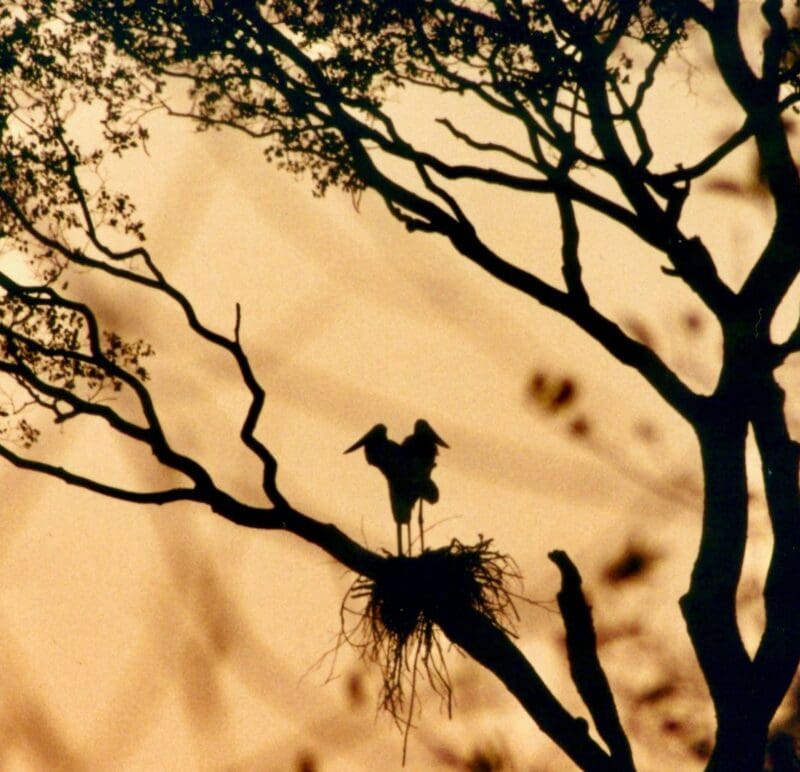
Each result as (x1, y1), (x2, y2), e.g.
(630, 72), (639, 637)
(0, 13), (795, 771)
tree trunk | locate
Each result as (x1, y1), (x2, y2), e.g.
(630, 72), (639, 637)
(706, 713), (769, 772)
(681, 413), (751, 693)
(683, 370), (800, 770)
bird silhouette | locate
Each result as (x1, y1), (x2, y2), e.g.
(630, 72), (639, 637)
(345, 424), (407, 555)
(345, 420), (447, 556)
(400, 419), (448, 553)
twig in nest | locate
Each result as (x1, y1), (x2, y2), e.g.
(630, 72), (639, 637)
(340, 537), (520, 762)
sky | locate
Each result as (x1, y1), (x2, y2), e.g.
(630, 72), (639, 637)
(0, 10), (793, 771)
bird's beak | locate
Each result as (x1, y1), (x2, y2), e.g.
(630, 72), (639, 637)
(432, 429), (449, 448)
(344, 435), (368, 454)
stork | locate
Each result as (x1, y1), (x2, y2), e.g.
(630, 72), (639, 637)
(344, 424), (410, 556)
(345, 420), (447, 556)
(400, 419), (448, 553)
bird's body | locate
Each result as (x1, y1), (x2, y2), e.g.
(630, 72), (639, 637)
(400, 420), (448, 552)
(345, 424), (399, 475)
(345, 420), (447, 556)
(345, 424), (409, 555)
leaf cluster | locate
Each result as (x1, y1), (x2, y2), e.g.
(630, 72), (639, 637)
(67, 1), (696, 197)
(0, 3), (166, 446)
(0, 281), (153, 436)
(0, 2), (158, 262)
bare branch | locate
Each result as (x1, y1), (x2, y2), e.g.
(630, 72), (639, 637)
(436, 117), (540, 171)
(556, 190), (589, 303)
(761, 0), (789, 95)
(0, 440), (199, 506)
(548, 550), (634, 771)
(434, 602), (618, 771)
(232, 305), (287, 509)
(649, 117), (753, 188)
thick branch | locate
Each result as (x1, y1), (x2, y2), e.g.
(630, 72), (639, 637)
(549, 550), (634, 771)
(0, 425), (619, 771)
(704, 2), (760, 111)
(434, 603), (617, 772)
(699, 2), (800, 320)
(737, 130), (800, 318)
(440, 219), (703, 421)
(761, 0), (789, 95)
(680, 402), (753, 729)
(750, 377), (800, 716)
(575, 51), (736, 319)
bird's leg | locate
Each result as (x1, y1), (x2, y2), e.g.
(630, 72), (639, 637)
(407, 523), (412, 557)
(397, 521), (403, 557)
(418, 500), (425, 553)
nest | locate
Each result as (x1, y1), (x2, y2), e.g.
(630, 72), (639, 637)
(340, 537), (520, 748)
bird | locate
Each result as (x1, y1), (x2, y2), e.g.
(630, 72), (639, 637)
(344, 424), (408, 556)
(345, 420), (447, 557)
(400, 419), (448, 553)
(344, 424), (397, 476)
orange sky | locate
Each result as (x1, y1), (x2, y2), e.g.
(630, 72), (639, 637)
(0, 12), (791, 770)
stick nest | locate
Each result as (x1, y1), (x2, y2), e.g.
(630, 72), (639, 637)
(341, 537), (520, 728)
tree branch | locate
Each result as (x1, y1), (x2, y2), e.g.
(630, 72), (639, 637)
(442, 218), (703, 421)
(760, 0), (788, 97)
(750, 376), (800, 718)
(232, 305), (287, 509)
(648, 116), (754, 188)
(0, 440), (200, 506)
(680, 405), (753, 735)
(549, 550), (635, 771)
(555, 191), (590, 303)
(578, 50), (736, 319)
(434, 602), (618, 772)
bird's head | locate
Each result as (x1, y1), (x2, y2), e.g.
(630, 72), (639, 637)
(414, 419), (449, 448)
(344, 423), (389, 453)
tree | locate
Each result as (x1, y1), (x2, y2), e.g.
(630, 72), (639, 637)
(2, 0), (800, 769)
